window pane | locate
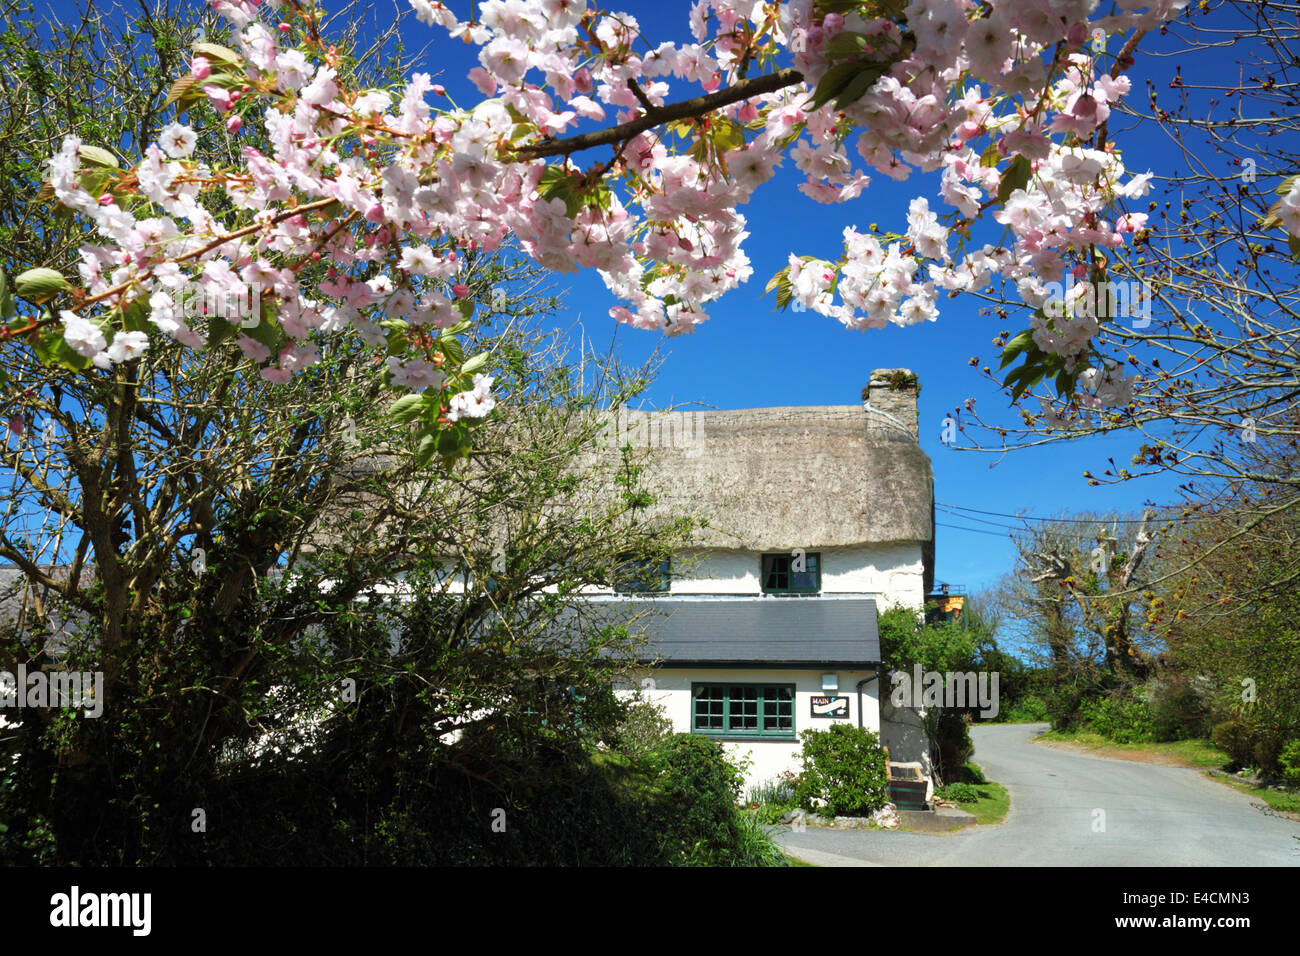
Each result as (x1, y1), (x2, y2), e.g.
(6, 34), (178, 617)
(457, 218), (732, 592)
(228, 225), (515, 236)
(764, 686), (794, 732)
(763, 554), (790, 591)
(790, 553), (819, 592)
(728, 685), (759, 731)
(694, 685), (724, 730)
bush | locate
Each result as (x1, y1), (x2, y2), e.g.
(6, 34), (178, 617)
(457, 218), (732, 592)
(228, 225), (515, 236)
(1045, 685), (1088, 732)
(1280, 740), (1300, 789)
(1212, 719), (1256, 768)
(645, 734), (746, 865)
(1148, 679), (1210, 742)
(937, 782), (979, 803)
(795, 724), (889, 817)
(606, 694), (674, 763)
(935, 709), (974, 779)
(1081, 695), (1155, 744)
(997, 693), (1050, 723)
(1253, 735), (1283, 777)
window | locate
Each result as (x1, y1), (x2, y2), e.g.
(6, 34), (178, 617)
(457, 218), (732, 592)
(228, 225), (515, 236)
(613, 554), (671, 594)
(692, 683), (795, 738)
(761, 552), (820, 594)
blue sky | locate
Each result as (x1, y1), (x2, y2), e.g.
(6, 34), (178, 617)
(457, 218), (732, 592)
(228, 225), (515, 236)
(380, 0), (1191, 593)
(33, 0), (1197, 592)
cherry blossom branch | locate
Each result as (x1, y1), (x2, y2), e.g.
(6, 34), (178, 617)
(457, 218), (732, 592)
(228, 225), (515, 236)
(513, 68), (804, 160)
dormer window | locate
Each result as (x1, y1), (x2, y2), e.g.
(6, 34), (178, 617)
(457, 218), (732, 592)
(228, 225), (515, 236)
(761, 552), (820, 594)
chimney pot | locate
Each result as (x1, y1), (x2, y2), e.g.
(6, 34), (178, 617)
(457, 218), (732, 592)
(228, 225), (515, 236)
(864, 368), (919, 440)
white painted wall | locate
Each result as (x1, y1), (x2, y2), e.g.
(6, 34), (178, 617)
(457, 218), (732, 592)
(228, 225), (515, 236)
(619, 667), (882, 794)
(573, 543), (926, 609)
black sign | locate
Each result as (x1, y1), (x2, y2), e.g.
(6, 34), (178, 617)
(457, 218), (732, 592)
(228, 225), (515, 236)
(809, 695), (849, 718)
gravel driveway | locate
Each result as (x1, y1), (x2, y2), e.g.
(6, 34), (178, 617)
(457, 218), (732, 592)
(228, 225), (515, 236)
(775, 723), (1300, 866)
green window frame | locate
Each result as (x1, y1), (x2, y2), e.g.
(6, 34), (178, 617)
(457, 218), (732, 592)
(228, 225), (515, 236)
(692, 683), (796, 739)
(761, 552), (820, 594)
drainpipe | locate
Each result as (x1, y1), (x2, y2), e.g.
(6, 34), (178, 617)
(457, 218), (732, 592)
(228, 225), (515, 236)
(856, 668), (881, 729)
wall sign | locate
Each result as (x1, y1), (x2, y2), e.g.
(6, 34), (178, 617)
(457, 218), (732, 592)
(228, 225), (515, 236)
(809, 695), (849, 718)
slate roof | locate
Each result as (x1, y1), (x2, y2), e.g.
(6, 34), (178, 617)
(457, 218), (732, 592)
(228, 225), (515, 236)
(569, 596), (881, 667)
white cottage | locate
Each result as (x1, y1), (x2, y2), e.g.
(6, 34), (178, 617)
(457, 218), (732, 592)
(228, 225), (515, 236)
(580, 369), (936, 791)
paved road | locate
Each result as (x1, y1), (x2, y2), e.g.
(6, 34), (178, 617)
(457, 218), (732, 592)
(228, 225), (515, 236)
(775, 723), (1300, 866)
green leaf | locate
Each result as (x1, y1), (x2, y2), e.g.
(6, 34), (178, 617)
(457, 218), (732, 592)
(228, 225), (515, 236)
(998, 329), (1036, 369)
(164, 74), (201, 110)
(1275, 173), (1298, 197)
(979, 143), (1001, 168)
(120, 298), (151, 334)
(389, 394), (428, 423)
(997, 154), (1033, 203)
(244, 312), (283, 352)
(439, 335), (465, 366)
(460, 351), (490, 375)
(0, 271), (11, 320)
(824, 31), (868, 60)
(763, 265), (790, 296)
(415, 432), (438, 468)
(1289, 234), (1300, 263)
(207, 315), (238, 349)
(77, 169), (111, 199)
(834, 64), (883, 110)
(14, 268), (69, 303)
(805, 61), (865, 111)
(77, 145), (119, 169)
(711, 117), (745, 152)
(193, 42), (243, 67)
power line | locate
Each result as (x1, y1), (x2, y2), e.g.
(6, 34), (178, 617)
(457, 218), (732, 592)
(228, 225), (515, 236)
(936, 502), (1196, 525)
(935, 521), (1016, 538)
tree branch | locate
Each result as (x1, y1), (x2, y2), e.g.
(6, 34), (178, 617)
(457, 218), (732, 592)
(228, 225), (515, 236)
(512, 68), (804, 161)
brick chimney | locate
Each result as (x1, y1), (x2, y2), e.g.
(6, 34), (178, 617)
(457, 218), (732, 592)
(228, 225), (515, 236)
(863, 368), (919, 440)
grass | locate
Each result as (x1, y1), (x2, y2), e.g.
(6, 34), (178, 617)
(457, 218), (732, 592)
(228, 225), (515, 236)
(1037, 729), (1229, 769)
(783, 853), (815, 866)
(943, 771), (1010, 825)
(932, 762), (1009, 826)
(1208, 774), (1300, 816)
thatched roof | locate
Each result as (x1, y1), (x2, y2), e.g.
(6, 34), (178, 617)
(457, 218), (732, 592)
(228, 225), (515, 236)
(589, 404), (934, 551)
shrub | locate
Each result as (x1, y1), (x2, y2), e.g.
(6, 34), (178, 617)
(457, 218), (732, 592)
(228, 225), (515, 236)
(1045, 685), (1087, 732)
(1212, 719), (1256, 768)
(935, 709), (974, 779)
(937, 782), (979, 803)
(795, 724), (889, 817)
(606, 694), (674, 763)
(998, 693), (1050, 723)
(1148, 679), (1210, 742)
(645, 734), (745, 865)
(1280, 740), (1300, 789)
(1082, 695), (1155, 744)
(1253, 735), (1283, 777)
